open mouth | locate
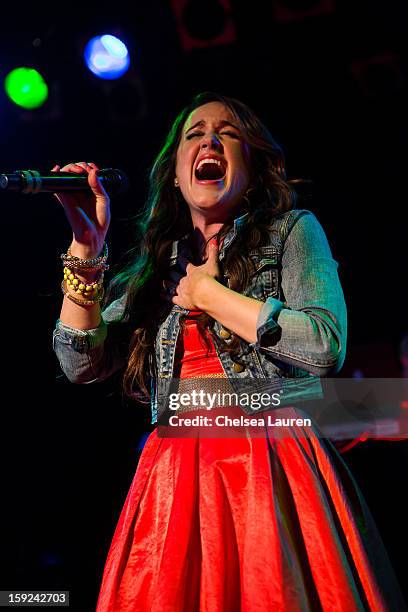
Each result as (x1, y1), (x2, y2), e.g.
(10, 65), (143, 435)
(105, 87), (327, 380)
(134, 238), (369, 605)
(194, 158), (226, 182)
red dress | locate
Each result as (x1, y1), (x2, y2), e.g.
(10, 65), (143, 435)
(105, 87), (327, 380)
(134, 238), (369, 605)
(96, 312), (404, 611)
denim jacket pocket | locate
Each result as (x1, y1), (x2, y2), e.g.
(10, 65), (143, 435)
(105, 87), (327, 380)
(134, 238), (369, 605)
(247, 246), (280, 299)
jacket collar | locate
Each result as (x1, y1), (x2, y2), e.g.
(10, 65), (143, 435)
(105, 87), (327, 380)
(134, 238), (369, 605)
(169, 211), (250, 265)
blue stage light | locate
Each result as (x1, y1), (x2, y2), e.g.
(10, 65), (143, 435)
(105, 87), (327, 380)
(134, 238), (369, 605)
(84, 35), (130, 80)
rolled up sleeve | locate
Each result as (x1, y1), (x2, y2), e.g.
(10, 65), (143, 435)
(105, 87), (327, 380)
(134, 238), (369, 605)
(253, 296), (284, 345)
(253, 212), (347, 376)
(52, 294), (129, 383)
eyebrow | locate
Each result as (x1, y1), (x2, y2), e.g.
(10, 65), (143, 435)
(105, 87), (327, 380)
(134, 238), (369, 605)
(185, 120), (240, 135)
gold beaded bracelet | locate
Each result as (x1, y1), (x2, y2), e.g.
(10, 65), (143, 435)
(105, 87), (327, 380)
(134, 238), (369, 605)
(61, 280), (105, 306)
(63, 267), (104, 297)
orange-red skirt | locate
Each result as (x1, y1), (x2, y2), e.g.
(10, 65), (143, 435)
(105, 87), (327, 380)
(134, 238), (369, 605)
(95, 414), (405, 611)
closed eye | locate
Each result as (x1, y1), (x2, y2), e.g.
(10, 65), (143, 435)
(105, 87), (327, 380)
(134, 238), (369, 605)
(185, 130), (240, 140)
(186, 130), (240, 140)
(186, 131), (204, 140)
(221, 131), (240, 139)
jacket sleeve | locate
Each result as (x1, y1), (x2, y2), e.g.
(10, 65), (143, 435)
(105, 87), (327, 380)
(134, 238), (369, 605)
(251, 211), (347, 376)
(52, 293), (130, 383)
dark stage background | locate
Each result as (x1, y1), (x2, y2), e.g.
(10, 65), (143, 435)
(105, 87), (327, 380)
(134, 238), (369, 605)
(0, 1), (407, 610)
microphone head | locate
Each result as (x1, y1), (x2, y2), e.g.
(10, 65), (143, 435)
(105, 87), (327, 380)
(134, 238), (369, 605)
(99, 168), (129, 196)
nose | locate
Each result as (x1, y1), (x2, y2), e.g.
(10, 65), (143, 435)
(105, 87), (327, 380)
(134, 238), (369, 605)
(200, 132), (222, 151)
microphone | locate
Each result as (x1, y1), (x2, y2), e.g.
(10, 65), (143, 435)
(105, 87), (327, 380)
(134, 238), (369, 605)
(0, 168), (129, 196)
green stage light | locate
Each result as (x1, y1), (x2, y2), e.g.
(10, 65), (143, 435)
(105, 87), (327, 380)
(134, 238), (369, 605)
(4, 67), (48, 109)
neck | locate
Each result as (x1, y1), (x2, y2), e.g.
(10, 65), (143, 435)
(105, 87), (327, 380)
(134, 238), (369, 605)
(190, 222), (223, 261)
(189, 204), (245, 259)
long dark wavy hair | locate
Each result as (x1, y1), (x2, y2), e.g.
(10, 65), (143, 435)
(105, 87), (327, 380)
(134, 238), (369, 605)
(107, 92), (298, 400)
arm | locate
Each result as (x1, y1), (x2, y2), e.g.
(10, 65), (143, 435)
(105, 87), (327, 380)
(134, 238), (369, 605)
(53, 293), (129, 383)
(196, 280), (262, 344)
(59, 257), (103, 331)
(52, 160), (119, 382)
(195, 212), (347, 376)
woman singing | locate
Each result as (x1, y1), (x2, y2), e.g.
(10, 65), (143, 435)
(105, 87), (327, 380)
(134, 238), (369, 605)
(53, 92), (405, 611)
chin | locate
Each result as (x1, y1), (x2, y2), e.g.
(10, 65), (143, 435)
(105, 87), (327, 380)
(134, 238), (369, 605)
(192, 197), (226, 210)
(189, 190), (224, 207)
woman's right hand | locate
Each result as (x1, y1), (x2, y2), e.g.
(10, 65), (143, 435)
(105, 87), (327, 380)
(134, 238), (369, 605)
(52, 161), (111, 259)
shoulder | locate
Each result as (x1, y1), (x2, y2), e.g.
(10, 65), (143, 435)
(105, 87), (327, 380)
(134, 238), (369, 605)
(275, 209), (333, 259)
(258, 209), (323, 253)
(270, 208), (318, 241)
(245, 209), (323, 261)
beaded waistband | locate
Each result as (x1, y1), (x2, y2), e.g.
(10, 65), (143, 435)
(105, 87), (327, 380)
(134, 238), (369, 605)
(163, 376), (237, 416)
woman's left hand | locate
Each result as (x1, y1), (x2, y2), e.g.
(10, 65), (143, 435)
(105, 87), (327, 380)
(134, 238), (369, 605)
(161, 239), (220, 310)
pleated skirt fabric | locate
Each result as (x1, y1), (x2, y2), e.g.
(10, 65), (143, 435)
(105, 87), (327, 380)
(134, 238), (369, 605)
(95, 414), (406, 611)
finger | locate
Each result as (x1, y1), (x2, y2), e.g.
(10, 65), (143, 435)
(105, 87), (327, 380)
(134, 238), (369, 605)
(87, 162), (100, 171)
(51, 165), (60, 172)
(88, 168), (109, 199)
(75, 161), (95, 173)
(59, 163), (89, 173)
(207, 241), (219, 261)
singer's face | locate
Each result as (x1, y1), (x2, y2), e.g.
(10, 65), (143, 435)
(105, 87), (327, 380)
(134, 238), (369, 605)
(175, 102), (251, 218)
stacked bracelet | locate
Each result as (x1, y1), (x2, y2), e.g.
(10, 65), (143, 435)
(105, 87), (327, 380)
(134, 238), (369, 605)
(61, 242), (109, 271)
(63, 267), (104, 297)
(60, 242), (108, 306)
(61, 280), (105, 306)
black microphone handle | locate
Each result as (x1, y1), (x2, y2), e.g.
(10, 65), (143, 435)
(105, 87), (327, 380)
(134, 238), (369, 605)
(0, 168), (128, 196)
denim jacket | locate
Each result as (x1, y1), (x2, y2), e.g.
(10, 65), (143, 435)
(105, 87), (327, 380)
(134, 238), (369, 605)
(53, 209), (347, 424)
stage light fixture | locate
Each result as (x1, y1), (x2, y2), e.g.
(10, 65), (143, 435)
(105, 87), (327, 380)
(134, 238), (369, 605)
(350, 52), (404, 98)
(170, 0), (236, 51)
(4, 67), (48, 109)
(84, 34), (130, 80)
